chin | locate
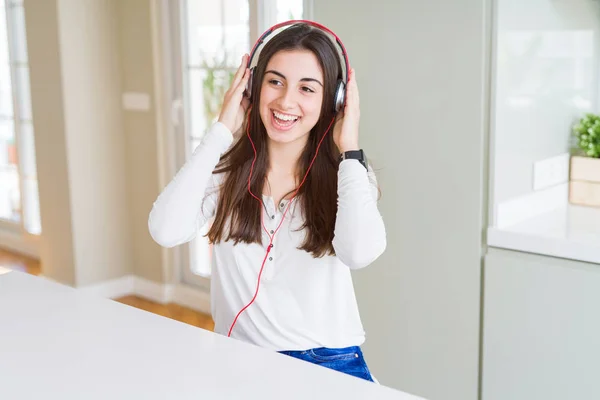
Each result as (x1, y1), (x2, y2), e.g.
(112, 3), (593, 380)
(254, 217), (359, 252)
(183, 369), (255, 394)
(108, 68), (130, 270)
(265, 129), (305, 145)
(263, 117), (315, 146)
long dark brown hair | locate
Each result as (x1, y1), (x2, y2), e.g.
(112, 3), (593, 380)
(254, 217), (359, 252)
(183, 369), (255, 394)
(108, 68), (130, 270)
(207, 23), (343, 258)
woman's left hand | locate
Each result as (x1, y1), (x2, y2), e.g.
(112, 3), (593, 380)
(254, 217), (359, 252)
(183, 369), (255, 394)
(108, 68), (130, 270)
(333, 68), (360, 153)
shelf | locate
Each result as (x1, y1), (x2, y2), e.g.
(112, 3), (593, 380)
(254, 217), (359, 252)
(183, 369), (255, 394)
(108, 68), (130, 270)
(488, 204), (600, 265)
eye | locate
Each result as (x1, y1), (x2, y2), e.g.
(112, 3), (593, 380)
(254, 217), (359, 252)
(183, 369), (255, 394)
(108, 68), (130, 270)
(269, 79), (283, 86)
(301, 86), (315, 93)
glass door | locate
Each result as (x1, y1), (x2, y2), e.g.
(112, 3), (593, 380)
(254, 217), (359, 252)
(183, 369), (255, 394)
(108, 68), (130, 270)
(168, 0), (307, 288)
(0, 0), (41, 237)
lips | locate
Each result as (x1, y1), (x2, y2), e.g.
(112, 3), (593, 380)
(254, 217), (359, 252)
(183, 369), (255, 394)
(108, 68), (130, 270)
(271, 109), (300, 131)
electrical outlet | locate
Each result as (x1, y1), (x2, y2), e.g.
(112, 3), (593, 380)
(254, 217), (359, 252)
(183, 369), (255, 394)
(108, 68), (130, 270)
(533, 153), (570, 191)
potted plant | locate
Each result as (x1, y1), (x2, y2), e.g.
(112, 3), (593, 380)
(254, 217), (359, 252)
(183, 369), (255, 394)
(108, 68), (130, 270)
(569, 113), (600, 207)
(200, 51), (236, 126)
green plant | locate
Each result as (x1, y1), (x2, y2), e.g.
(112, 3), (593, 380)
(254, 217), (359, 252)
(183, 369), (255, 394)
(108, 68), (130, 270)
(572, 113), (600, 158)
(200, 52), (236, 125)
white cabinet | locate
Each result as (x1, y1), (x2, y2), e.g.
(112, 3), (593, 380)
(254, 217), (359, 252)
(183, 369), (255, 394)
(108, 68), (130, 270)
(482, 248), (600, 400)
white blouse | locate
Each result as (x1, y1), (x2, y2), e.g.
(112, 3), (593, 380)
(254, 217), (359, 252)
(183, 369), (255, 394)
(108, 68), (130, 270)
(148, 122), (386, 351)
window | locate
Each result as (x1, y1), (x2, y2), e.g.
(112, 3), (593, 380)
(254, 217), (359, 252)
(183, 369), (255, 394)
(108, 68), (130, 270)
(0, 0), (40, 235)
(171, 0), (308, 283)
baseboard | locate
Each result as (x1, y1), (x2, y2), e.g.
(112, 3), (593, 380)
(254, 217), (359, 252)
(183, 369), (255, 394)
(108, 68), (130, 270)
(78, 275), (136, 299)
(170, 282), (211, 315)
(133, 275), (170, 303)
(0, 228), (40, 259)
(77, 275), (211, 315)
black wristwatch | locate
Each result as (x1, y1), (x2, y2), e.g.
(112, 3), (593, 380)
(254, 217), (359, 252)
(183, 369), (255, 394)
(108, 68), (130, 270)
(339, 149), (367, 170)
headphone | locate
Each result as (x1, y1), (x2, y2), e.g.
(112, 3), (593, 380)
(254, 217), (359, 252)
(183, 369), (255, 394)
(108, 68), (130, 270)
(228, 20), (348, 338)
(244, 20), (350, 113)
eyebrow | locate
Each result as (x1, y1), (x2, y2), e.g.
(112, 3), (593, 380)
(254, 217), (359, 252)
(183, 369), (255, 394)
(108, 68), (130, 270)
(265, 70), (323, 87)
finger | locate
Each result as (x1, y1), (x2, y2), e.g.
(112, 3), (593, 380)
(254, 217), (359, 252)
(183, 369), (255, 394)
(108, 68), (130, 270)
(231, 54), (249, 87)
(234, 68), (251, 96)
(241, 96), (250, 112)
(349, 69), (358, 90)
(348, 68), (359, 109)
(345, 69), (354, 95)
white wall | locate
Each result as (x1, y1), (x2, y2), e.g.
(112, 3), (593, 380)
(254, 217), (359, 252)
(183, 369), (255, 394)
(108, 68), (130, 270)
(24, 0), (167, 286)
(25, 0), (76, 284)
(482, 247), (600, 400)
(26, 0), (133, 286)
(492, 0), (600, 206)
(57, 0), (133, 286)
(116, 0), (166, 284)
(315, 1), (488, 399)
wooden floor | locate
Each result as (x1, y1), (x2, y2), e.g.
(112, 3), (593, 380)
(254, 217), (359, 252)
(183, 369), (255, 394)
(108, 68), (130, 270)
(0, 248), (41, 276)
(114, 295), (214, 331)
(0, 248), (214, 331)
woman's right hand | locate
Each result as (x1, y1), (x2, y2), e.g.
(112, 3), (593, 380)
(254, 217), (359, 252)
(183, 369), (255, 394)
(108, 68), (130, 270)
(218, 54), (251, 135)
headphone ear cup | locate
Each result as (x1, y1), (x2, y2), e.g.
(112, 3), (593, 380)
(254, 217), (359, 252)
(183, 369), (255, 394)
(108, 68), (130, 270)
(245, 67), (254, 100)
(333, 80), (346, 113)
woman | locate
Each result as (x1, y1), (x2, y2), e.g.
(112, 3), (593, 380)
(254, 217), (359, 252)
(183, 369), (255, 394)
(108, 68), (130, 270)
(148, 21), (386, 382)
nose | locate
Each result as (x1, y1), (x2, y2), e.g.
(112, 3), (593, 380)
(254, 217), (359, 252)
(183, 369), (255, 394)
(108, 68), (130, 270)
(278, 86), (297, 110)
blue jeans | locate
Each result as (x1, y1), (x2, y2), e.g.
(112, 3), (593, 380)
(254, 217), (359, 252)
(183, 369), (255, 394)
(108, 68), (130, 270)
(279, 346), (374, 382)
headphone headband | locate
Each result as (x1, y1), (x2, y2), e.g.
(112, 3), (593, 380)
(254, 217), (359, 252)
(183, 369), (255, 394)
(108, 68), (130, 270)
(247, 19), (350, 86)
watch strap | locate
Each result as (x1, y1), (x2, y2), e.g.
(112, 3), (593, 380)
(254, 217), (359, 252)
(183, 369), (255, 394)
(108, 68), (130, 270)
(339, 149), (367, 170)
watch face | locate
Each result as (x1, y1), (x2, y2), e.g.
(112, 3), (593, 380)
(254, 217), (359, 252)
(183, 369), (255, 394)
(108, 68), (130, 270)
(353, 150), (364, 160)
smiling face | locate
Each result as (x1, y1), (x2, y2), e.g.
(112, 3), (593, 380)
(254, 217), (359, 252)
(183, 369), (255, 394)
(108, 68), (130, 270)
(258, 49), (324, 147)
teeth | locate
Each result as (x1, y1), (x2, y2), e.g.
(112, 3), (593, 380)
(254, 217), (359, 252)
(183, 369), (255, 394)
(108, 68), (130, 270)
(273, 110), (299, 121)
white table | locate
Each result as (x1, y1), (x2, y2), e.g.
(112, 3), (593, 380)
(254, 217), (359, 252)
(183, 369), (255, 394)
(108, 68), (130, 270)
(0, 270), (425, 400)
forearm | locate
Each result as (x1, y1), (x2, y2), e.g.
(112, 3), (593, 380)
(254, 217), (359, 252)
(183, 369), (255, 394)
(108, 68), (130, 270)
(332, 160), (387, 269)
(148, 122), (233, 247)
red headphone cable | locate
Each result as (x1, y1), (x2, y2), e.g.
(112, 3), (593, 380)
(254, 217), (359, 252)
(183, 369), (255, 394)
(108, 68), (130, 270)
(227, 109), (336, 337)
